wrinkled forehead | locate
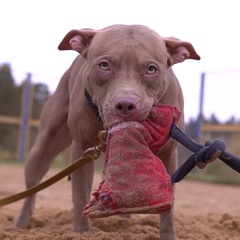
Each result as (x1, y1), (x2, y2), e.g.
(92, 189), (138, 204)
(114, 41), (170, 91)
(88, 25), (168, 60)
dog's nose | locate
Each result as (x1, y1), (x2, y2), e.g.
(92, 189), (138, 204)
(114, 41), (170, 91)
(115, 98), (137, 116)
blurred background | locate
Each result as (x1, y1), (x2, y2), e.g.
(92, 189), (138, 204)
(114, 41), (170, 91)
(0, 0), (240, 184)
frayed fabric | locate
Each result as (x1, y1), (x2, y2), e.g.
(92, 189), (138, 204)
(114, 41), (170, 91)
(83, 104), (180, 218)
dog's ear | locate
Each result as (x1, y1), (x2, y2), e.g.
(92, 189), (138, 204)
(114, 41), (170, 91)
(164, 37), (200, 66)
(58, 29), (97, 56)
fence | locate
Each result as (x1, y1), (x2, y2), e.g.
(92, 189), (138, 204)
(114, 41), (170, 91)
(0, 73), (35, 161)
(191, 71), (240, 182)
(0, 73), (70, 163)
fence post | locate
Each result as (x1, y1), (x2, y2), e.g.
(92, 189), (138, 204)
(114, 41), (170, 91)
(195, 72), (205, 142)
(19, 73), (32, 162)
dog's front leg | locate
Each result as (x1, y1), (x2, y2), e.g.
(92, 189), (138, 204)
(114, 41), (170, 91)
(160, 210), (176, 240)
(158, 144), (178, 240)
(70, 140), (94, 233)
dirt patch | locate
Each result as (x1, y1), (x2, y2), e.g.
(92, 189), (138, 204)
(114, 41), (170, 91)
(1, 165), (240, 239)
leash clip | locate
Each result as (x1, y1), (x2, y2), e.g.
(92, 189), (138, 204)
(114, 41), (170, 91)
(83, 130), (107, 159)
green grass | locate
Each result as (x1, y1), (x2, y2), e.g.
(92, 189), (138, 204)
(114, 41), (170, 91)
(178, 156), (240, 186)
(0, 154), (104, 171)
(0, 158), (23, 167)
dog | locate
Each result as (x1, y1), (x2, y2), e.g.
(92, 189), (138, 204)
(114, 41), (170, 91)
(15, 24), (200, 240)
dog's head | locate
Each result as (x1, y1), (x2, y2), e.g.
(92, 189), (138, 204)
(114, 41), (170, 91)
(59, 24), (200, 128)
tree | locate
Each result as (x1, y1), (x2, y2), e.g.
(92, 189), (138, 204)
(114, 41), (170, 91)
(0, 63), (50, 157)
(225, 116), (237, 125)
(0, 63), (19, 116)
(32, 83), (50, 119)
(208, 113), (220, 125)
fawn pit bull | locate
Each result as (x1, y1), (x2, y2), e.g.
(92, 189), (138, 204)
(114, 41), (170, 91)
(15, 24), (200, 240)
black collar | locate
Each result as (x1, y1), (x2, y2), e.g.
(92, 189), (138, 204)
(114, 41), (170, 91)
(84, 88), (102, 122)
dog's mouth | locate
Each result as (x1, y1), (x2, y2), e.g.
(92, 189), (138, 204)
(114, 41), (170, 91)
(104, 113), (149, 129)
(101, 103), (152, 130)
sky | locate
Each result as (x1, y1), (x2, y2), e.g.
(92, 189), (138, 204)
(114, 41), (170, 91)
(1, 0), (240, 122)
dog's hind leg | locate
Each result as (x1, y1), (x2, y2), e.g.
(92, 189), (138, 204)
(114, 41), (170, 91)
(15, 124), (71, 228)
(15, 77), (72, 228)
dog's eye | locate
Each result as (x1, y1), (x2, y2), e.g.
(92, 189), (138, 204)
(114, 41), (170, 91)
(99, 61), (110, 71)
(146, 65), (157, 74)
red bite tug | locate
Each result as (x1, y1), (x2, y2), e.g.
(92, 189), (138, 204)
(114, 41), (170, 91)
(83, 104), (180, 218)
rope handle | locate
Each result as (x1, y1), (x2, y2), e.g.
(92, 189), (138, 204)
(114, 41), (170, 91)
(170, 123), (240, 184)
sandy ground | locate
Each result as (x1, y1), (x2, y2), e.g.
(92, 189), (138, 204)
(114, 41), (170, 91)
(0, 164), (240, 240)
